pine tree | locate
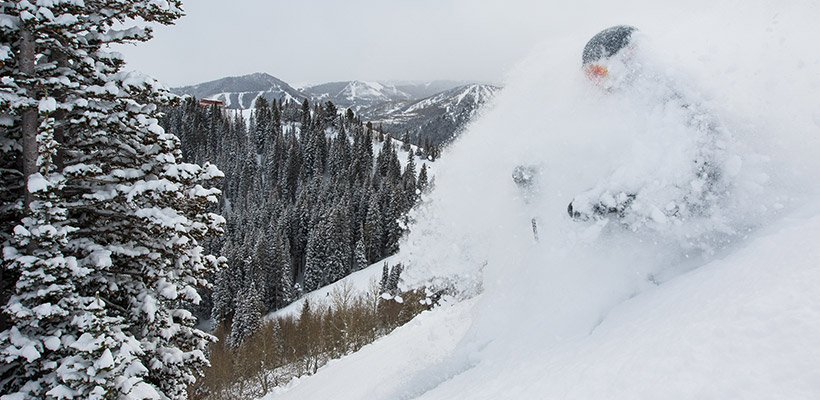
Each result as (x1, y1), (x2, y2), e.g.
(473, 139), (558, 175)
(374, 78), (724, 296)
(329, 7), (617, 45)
(0, 2), (224, 398)
(254, 97), (271, 154)
(282, 136), (302, 201)
(418, 163), (430, 193)
(377, 136), (392, 177)
(229, 281), (262, 348)
(300, 99), (311, 129)
(379, 262), (389, 294)
(353, 237), (368, 272)
(381, 184), (404, 255)
(385, 263), (403, 294)
(303, 216), (329, 292)
(403, 151), (418, 205)
(271, 99), (282, 135)
(253, 237), (274, 308)
(387, 143), (402, 183)
(211, 269), (236, 324)
(272, 232), (295, 309)
(363, 194), (384, 262)
(326, 206), (351, 283)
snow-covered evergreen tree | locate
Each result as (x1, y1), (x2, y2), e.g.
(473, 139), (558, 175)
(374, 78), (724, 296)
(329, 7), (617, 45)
(383, 185), (405, 255)
(353, 237), (368, 272)
(303, 215), (330, 292)
(272, 233), (295, 308)
(363, 194), (384, 262)
(379, 263), (390, 294)
(417, 163), (429, 193)
(386, 263), (403, 294)
(403, 151), (418, 204)
(326, 206), (351, 283)
(211, 269), (236, 324)
(228, 281), (262, 349)
(0, 2), (225, 398)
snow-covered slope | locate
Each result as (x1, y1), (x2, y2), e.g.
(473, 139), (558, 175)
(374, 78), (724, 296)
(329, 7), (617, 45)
(266, 209), (820, 400)
(173, 72), (306, 109)
(404, 84), (499, 114)
(258, 2), (820, 399)
(364, 84), (501, 145)
(367, 84), (500, 118)
(302, 81), (484, 111)
(302, 81), (414, 111)
(391, 80), (479, 100)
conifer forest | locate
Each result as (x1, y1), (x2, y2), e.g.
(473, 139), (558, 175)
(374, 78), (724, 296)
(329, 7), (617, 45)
(164, 97), (433, 349)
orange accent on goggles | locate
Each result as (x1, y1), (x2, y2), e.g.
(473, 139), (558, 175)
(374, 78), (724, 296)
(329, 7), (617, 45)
(585, 64), (608, 80)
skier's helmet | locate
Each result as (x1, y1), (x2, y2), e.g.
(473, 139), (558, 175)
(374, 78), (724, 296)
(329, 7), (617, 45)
(582, 25), (637, 81)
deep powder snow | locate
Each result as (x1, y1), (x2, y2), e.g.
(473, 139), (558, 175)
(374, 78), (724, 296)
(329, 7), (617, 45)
(262, 2), (820, 399)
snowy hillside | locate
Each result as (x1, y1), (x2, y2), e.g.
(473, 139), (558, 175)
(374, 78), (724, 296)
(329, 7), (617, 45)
(366, 84), (499, 119)
(263, 253), (402, 322)
(404, 84), (499, 114)
(391, 80), (481, 100)
(258, 2), (820, 399)
(265, 210), (820, 399)
(173, 72), (306, 109)
(302, 81), (414, 110)
(364, 84), (501, 145)
(301, 80), (487, 112)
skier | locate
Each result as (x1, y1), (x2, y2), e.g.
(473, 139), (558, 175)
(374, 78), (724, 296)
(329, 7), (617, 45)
(581, 25), (639, 89)
(566, 25), (734, 227)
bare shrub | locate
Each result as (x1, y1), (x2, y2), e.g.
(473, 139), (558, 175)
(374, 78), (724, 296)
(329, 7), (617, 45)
(194, 279), (433, 399)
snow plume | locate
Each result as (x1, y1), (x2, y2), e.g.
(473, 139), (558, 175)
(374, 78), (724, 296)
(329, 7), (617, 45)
(397, 0), (820, 387)
(257, 3), (820, 400)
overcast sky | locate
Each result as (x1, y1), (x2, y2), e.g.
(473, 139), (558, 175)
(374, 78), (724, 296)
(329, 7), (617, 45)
(119, 0), (581, 87)
(119, 0), (715, 88)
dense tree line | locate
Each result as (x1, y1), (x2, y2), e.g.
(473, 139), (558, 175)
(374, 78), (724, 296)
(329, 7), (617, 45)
(162, 96), (431, 347)
(0, 1), (223, 399)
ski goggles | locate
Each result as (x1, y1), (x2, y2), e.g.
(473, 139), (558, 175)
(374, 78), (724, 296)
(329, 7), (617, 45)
(584, 64), (608, 80)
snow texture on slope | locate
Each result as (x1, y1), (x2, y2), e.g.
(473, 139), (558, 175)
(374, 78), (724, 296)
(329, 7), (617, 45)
(173, 72), (306, 109)
(264, 209), (820, 400)
(261, 1), (820, 399)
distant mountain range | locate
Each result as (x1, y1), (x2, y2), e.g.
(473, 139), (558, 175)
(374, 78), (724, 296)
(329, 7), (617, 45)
(172, 73), (501, 146)
(362, 84), (501, 145)
(302, 81), (413, 111)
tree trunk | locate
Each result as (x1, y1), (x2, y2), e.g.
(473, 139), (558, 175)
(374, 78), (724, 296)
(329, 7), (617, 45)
(19, 28), (37, 210)
(53, 52), (69, 169)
